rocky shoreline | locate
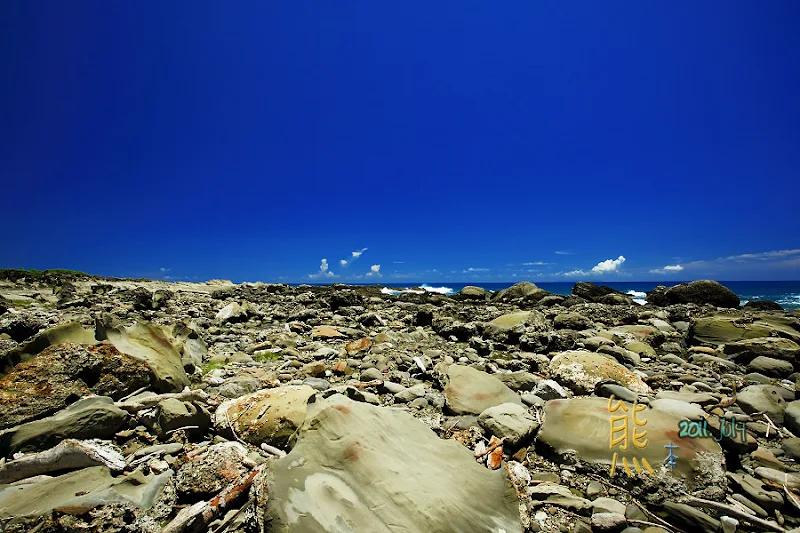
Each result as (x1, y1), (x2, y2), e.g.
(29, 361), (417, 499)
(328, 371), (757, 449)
(1, 271), (800, 533)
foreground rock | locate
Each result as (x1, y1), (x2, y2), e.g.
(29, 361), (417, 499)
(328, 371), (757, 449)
(261, 395), (522, 532)
(537, 398), (724, 483)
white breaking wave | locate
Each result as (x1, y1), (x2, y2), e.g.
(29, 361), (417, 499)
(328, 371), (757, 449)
(740, 300), (749, 306)
(420, 284), (454, 295)
(777, 294), (800, 305)
(380, 287), (425, 296)
(626, 290), (646, 305)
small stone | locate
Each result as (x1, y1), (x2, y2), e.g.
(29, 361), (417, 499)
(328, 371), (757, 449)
(720, 516), (738, 533)
(360, 367), (383, 381)
(592, 497), (626, 515)
(586, 481), (604, 499)
(591, 512), (626, 531)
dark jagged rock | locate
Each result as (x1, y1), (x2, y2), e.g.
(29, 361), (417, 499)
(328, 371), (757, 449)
(744, 299), (784, 311)
(571, 282), (630, 304)
(647, 280), (739, 308)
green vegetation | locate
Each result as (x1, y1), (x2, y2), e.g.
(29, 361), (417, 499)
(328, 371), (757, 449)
(253, 350), (281, 363)
(200, 360), (226, 374)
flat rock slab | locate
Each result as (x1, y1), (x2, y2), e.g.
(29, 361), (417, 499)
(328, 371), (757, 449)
(444, 364), (522, 415)
(263, 395), (521, 532)
(736, 385), (788, 423)
(0, 396), (127, 456)
(537, 398), (723, 483)
(549, 351), (650, 394)
(488, 310), (547, 331)
(0, 465), (172, 517)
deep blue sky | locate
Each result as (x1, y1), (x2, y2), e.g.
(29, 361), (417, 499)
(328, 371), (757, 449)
(2, 1), (799, 283)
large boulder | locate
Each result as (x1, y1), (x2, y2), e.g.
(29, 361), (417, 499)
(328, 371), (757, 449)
(96, 320), (189, 392)
(572, 282), (632, 304)
(723, 337), (800, 365)
(214, 385), (316, 448)
(492, 281), (547, 302)
(0, 343), (152, 430)
(647, 280), (739, 308)
(444, 364), (522, 415)
(0, 465), (172, 518)
(537, 398), (723, 484)
(0, 396), (128, 456)
(549, 350), (650, 394)
(744, 300), (784, 311)
(478, 403), (539, 446)
(455, 285), (487, 300)
(261, 395), (522, 532)
(690, 316), (774, 345)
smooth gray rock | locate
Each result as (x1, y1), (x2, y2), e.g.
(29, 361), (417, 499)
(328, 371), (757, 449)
(736, 385), (788, 423)
(785, 400), (800, 435)
(0, 396), (127, 455)
(477, 403), (539, 446)
(444, 364), (522, 415)
(0, 466), (172, 517)
(262, 395), (522, 532)
(649, 399), (706, 421)
(748, 356), (794, 378)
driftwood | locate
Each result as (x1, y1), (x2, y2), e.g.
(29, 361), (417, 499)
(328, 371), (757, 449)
(116, 388), (209, 413)
(685, 496), (785, 532)
(160, 466), (260, 533)
(0, 439), (125, 484)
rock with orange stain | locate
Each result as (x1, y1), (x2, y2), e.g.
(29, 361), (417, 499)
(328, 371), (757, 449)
(176, 441), (255, 495)
(444, 364), (522, 415)
(487, 436), (504, 470)
(311, 326), (346, 339)
(549, 350), (650, 395)
(262, 395), (522, 532)
(345, 337), (372, 355)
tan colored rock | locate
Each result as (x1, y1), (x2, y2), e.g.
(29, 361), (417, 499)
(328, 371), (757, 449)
(214, 385), (316, 448)
(549, 350), (650, 394)
(444, 364), (522, 415)
(538, 397), (724, 483)
(311, 326), (346, 338)
(345, 337), (372, 355)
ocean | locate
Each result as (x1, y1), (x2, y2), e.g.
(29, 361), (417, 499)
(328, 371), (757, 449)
(368, 281), (800, 310)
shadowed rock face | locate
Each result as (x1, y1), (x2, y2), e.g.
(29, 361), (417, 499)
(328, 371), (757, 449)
(444, 364), (522, 415)
(97, 321), (189, 392)
(537, 398), (724, 483)
(0, 342), (152, 430)
(646, 280), (740, 308)
(262, 396), (522, 533)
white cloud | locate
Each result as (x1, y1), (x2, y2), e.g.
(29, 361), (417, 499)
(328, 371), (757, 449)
(523, 261), (552, 266)
(392, 261), (405, 264)
(160, 267), (171, 273)
(463, 267), (489, 272)
(720, 249), (800, 262)
(649, 264), (684, 274)
(339, 247), (369, 268)
(560, 269), (587, 277)
(309, 258), (337, 279)
(591, 255), (626, 274)
(365, 264), (381, 277)
(555, 251), (575, 255)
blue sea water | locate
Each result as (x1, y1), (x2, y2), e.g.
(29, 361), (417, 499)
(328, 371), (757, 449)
(370, 281), (800, 310)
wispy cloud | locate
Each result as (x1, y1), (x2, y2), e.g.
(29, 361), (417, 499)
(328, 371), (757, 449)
(683, 249), (800, 270)
(159, 267), (171, 273)
(365, 264), (381, 277)
(560, 269), (587, 277)
(463, 267), (489, 273)
(591, 255), (626, 274)
(340, 247), (369, 267)
(523, 261), (552, 266)
(308, 258), (337, 279)
(555, 251), (575, 255)
(392, 261), (405, 264)
(650, 264), (684, 274)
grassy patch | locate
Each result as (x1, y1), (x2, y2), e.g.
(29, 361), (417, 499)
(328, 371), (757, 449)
(200, 360), (226, 374)
(253, 350), (281, 363)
